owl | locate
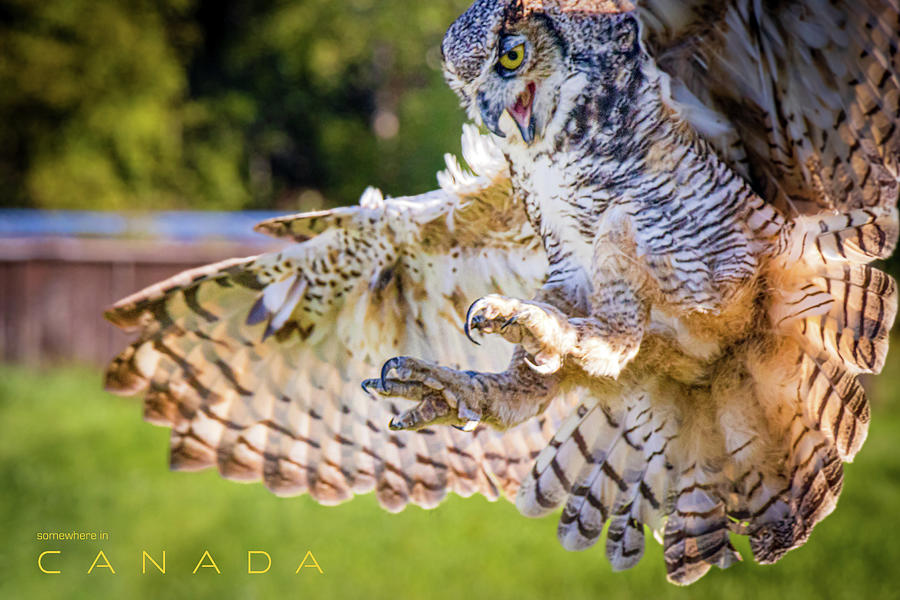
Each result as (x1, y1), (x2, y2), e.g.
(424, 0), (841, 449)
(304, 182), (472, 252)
(104, 0), (900, 586)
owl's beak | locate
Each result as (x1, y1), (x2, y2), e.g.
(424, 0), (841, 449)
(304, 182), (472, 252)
(507, 82), (536, 144)
(477, 83), (537, 144)
(477, 90), (506, 138)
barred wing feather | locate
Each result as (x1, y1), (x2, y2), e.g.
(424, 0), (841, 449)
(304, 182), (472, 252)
(104, 126), (574, 511)
(640, 0), (900, 217)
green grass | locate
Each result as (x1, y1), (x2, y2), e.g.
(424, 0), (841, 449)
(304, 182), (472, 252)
(1, 360), (899, 600)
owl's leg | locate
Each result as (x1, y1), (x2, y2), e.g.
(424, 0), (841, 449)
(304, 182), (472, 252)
(466, 278), (646, 378)
(363, 347), (560, 431)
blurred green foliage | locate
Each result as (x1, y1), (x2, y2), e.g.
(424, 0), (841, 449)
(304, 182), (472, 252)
(0, 0), (470, 211)
(1, 361), (900, 599)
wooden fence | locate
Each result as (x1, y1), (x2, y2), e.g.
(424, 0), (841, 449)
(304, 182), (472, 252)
(0, 237), (276, 366)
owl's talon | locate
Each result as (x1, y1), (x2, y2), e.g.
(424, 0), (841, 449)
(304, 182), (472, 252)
(464, 302), (483, 345)
(465, 295), (567, 372)
(452, 420), (480, 432)
(388, 393), (454, 431)
(370, 356), (499, 431)
(525, 352), (562, 375)
(454, 401), (482, 431)
(466, 295), (516, 337)
(380, 356), (405, 388)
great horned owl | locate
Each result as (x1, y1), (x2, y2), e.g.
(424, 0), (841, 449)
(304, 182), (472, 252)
(105, 0), (900, 585)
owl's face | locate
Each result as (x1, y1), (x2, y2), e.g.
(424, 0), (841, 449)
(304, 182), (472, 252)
(442, 0), (641, 148)
(443, 3), (566, 146)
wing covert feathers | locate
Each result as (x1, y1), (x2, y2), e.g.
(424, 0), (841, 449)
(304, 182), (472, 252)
(641, 0), (900, 218)
(104, 126), (561, 511)
(775, 208), (899, 376)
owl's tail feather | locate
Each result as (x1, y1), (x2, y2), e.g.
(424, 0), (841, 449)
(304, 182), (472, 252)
(662, 463), (742, 585)
(727, 207), (897, 567)
(516, 384), (745, 585)
(514, 349), (868, 584)
(740, 387), (845, 565)
(517, 390), (682, 573)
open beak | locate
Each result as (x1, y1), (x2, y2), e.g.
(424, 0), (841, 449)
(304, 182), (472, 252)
(478, 82), (537, 144)
(507, 82), (536, 144)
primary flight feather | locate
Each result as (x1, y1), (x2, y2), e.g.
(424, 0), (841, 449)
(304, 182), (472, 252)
(105, 0), (900, 585)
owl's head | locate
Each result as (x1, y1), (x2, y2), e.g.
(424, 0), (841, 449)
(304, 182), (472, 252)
(442, 0), (641, 147)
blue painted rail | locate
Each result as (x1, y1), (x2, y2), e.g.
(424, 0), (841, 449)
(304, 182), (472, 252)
(0, 209), (286, 242)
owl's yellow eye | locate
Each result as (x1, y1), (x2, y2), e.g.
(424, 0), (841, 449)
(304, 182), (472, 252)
(498, 44), (525, 71)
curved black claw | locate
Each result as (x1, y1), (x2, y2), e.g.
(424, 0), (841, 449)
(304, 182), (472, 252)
(464, 301), (482, 345)
(361, 378), (380, 394)
(380, 357), (404, 387)
(452, 421), (480, 432)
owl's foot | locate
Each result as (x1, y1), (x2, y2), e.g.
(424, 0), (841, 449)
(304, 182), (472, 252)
(362, 357), (485, 431)
(465, 294), (570, 374)
(465, 294), (646, 380)
(363, 354), (555, 432)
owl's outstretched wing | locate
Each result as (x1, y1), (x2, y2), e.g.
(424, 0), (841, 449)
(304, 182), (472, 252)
(639, 0), (900, 217)
(104, 125), (569, 511)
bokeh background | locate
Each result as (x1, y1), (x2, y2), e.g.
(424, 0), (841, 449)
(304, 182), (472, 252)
(1, 0), (472, 212)
(1, 1), (899, 599)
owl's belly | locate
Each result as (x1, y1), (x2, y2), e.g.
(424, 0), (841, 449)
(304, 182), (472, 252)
(640, 279), (763, 385)
(646, 308), (722, 361)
